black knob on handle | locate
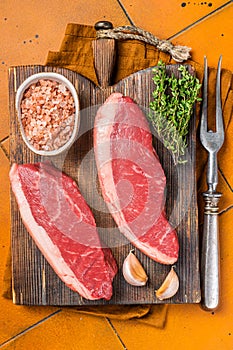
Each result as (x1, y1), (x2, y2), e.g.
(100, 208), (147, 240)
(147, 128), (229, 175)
(94, 21), (113, 31)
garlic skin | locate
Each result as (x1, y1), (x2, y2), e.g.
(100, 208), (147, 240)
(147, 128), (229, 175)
(122, 251), (148, 286)
(156, 266), (179, 300)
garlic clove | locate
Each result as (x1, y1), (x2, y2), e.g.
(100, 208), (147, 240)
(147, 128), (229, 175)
(155, 266), (179, 300)
(122, 251), (148, 286)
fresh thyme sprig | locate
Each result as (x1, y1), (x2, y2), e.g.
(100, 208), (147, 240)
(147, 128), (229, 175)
(148, 60), (202, 164)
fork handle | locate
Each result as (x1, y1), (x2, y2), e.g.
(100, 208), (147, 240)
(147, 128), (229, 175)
(201, 192), (221, 311)
(207, 150), (218, 191)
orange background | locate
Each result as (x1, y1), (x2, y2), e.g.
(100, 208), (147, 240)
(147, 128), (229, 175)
(1, 1), (233, 349)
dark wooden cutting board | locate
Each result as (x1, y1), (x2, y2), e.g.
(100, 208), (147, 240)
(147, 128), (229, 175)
(9, 35), (200, 305)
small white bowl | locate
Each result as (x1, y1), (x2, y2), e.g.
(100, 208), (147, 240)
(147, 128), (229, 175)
(15, 72), (80, 156)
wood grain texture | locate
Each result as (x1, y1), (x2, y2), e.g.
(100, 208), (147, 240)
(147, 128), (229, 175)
(92, 38), (116, 87)
(9, 64), (201, 305)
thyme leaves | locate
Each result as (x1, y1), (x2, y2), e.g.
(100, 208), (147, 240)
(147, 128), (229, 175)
(148, 61), (201, 164)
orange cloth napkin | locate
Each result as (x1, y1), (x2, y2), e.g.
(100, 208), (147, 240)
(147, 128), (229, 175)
(3, 23), (233, 328)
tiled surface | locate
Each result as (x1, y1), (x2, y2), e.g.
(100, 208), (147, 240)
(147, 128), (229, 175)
(173, 3), (233, 71)
(120, 0), (229, 38)
(1, 1), (233, 349)
(2, 311), (123, 350)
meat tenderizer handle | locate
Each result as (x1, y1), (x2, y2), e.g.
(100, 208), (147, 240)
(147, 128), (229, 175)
(92, 21), (116, 88)
(201, 192), (221, 311)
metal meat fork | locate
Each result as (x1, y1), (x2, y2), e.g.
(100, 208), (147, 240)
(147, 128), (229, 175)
(200, 55), (224, 311)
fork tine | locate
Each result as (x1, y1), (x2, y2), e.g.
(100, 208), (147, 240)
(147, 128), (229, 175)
(216, 55), (224, 134)
(201, 56), (208, 132)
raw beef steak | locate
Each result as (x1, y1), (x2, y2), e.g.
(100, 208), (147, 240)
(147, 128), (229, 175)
(94, 92), (179, 264)
(10, 162), (117, 300)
